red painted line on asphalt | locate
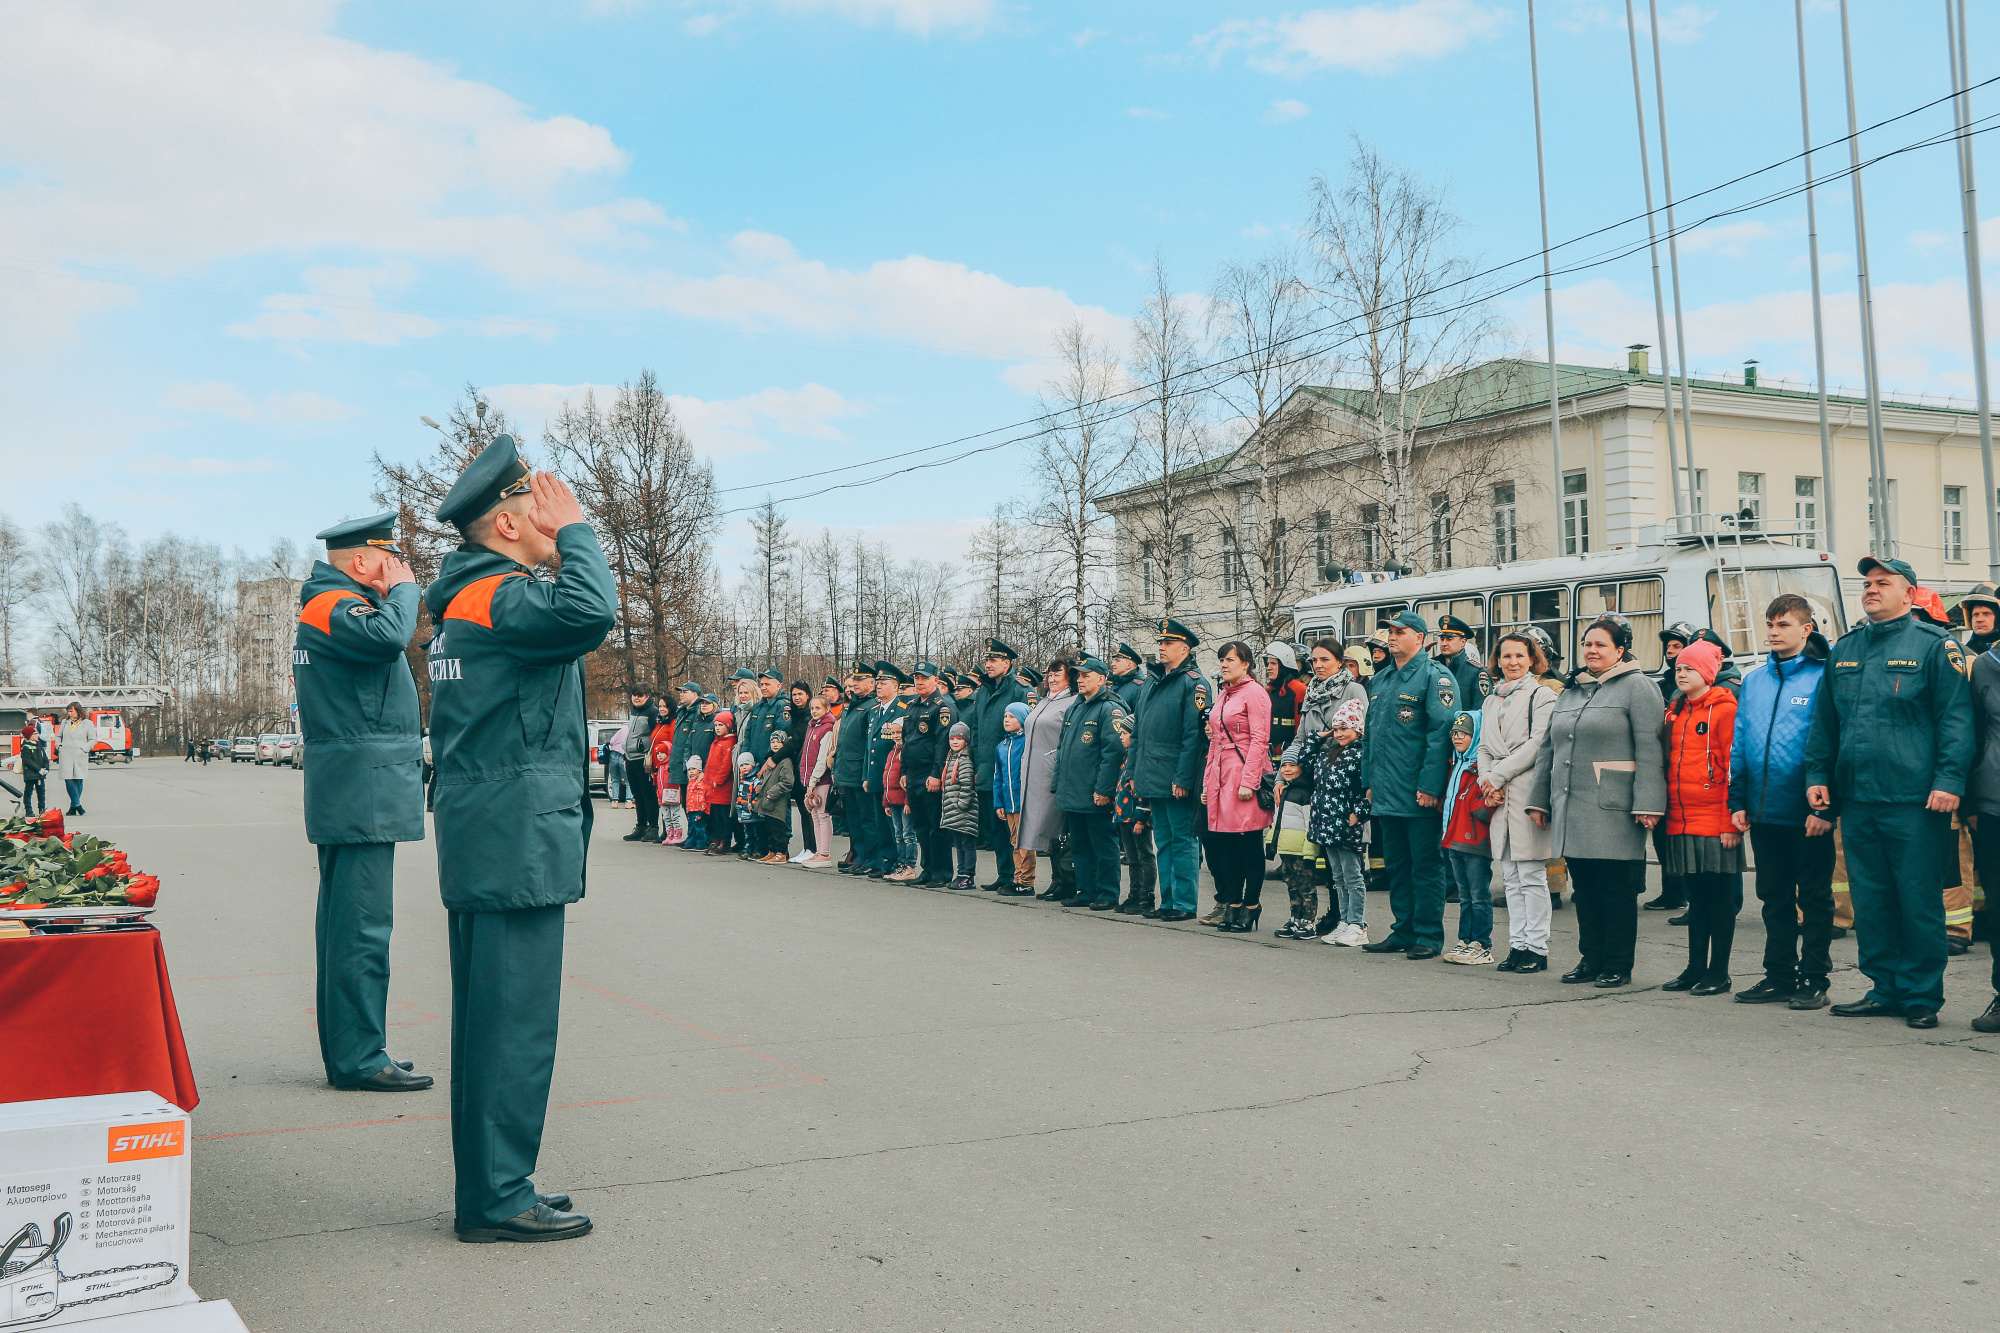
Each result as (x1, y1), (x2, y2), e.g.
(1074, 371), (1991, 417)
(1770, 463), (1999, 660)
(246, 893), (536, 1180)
(562, 974), (828, 1084)
(699, 1080), (815, 1095)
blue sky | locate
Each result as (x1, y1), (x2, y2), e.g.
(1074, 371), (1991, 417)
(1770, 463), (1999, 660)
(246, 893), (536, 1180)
(3, 0), (1996, 572)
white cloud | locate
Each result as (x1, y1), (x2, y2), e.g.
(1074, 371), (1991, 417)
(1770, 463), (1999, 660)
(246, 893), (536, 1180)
(676, 0), (997, 36)
(640, 230), (1127, 362)
(127, 453), (285, 476)
(485, 380), (870, 457)
(1671, 220), (1777, 257)
(1263, 98), (1311, 123)
(1127, 106), (1172, 121)
(1071, 27), (1110, 48)
(162, 380), (358, 422)
(1197, 1), (1507, 76)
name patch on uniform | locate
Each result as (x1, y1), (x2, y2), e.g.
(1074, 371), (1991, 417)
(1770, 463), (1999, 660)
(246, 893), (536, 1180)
(293, 649), (310, 666)
(1886, 659), (1919, 668)
(429, 658), (463, 681)
(1835, 661), (1859, 668)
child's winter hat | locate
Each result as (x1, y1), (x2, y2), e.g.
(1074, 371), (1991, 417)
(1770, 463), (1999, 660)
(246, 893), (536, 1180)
(949, 722), (970, 740)
(1004, 701), (1031, 726)
(769, 729), (789, 749)
(1676, 639), (1723, 686)
(1450, 711), (1476, 737)
(737, 753), (755, 769)
(1278, 742), (1303, 767)
(1329, 698), (1367, 733)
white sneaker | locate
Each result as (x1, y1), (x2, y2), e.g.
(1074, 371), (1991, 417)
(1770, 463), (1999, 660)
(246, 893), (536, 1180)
(1324, 923), (1348, 945)
(1446, 942), (1493, 965)
(789, 850), (812, 863)
(1441, 940), (1470, 962)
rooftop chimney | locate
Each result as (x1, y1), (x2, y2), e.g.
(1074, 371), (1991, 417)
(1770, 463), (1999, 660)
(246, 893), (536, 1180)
(1627, 344), (1650, 375)
(1744, 358), (1759, 388)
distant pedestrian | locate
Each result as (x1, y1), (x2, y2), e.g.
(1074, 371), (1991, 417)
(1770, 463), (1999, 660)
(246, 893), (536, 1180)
(604, 727), (630, 807)
(18, 723), (49, 816)
(54, 702), (94, 816)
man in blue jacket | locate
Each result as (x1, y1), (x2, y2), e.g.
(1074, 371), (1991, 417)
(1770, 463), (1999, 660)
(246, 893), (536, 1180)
(428, 434), (615, 1242)
(1359, 611), (1458, 960)
(1728, 594), (1837, 1010)
(1129, 620), (1210, 922)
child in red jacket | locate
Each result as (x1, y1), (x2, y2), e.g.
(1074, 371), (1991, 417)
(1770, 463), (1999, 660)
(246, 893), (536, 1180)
(1661, 640), (1742, 995)
(1440, 711), (1494, 964)
(702, 711), (738, 856)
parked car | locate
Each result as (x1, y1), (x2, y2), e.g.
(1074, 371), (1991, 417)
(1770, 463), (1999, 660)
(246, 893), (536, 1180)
(587, 720), (624, 794)
(231, 736), (258, 762)
(208, 738), (230, 759)
(256, 733), (281, 764)
(276, 734), (302, 766)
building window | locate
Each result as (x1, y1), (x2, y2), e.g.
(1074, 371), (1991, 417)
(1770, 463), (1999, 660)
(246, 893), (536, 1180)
(1679, 467), (1709, 516)
(1220, 527), (1238, 595)
(1429, 493), (1452, 571)
(1736, 472), (1763, 529)
(1867, 477), (1899, 555)
(1360, 504), (1381, 569)
(1795, 477), (1819, 548)
(1140, 540), (1154, 603)
(1945, 485), (1966, 562)
(1562, 471), (1590, 556)
(1492, 483), (1518, 564)
(1270, 517), (1286, 583)
(1177, 533), (1195, 597)
(1314, 511), (1333, 584)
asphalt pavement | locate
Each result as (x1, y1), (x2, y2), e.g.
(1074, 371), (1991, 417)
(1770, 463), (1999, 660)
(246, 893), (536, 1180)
(68, 758), (2000, 1331)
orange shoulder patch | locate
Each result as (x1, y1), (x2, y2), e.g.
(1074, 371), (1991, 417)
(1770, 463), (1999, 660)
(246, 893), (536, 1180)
(298, 589), (365, 634)
(442, 572), (529, 628)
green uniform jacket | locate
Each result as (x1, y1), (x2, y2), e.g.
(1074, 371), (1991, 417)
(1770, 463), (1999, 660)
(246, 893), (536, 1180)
(1129, 658), (1211, 800)
(1363, 650), (1458, 816)
(1437, 650), (1490, 710)
(1053, 688), (1130, 813)
(864, 697), (906, 794)
(973, 674), (1027, 790)
(741, 694), (786, 764)
(1111, 670), (1146, 714)
(832, 689), (875, 787)
(423, 526), (617, 912)
(293, 563), (425, 845)
(1804, 611), (1974, 808)
(668, 704), (714, 781)
(901, 689), (956, 783)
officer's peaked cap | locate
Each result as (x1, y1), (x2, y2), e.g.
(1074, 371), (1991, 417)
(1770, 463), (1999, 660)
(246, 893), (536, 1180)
(435, 433), (530, 527)
(849, 660), (876, 678)
(1112, 641), (1143, 665)
(317, 511), (401, 554)
(985, 638), (1018, 660)
(1436, 615), (1475, 638)
(1156, 618), (1200, 648)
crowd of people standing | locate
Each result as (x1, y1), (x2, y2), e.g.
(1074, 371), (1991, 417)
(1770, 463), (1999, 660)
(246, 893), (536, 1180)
(608, 552), (2000, 1036)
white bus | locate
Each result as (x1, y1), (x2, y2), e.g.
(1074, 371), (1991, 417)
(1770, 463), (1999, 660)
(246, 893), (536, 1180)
(1291, 520), (1847, 674)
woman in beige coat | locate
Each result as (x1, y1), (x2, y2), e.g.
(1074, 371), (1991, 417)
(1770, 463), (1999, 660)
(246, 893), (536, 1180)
(1478, 633), (1558, 972)
(54, 702), (97, 816)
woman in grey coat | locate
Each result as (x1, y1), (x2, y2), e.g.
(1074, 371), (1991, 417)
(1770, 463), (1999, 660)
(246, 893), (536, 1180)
(1528, 617), (1666, 988)
(54, 702), (96, 816)
(1479, 632), (1559, 972)
(1017, 660), (1079, 899)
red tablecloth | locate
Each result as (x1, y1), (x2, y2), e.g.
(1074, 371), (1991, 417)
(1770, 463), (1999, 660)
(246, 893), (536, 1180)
(0, 927), (199, 1110)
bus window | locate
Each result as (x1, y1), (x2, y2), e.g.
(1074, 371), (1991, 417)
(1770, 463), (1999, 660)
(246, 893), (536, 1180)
(1341, 602), (1409, 643)
(1490, 587), (1570, 669)
(1579, 578), (1665, 670)
(1414, 596), (1487, 654)
(1707, 566), (1846, 653)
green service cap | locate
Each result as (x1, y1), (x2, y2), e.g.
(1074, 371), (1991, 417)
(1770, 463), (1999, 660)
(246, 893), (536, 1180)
(315, 511), (402, 555)
(435, 434), (530, 528)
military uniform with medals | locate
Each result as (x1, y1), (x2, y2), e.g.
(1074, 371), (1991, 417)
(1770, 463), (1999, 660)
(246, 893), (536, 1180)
(901, 662), (955, 885)
(426, 435), (617, 1241)
(293, 512), (429, 1092)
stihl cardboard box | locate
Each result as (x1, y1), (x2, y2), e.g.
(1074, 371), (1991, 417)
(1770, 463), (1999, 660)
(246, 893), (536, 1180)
(1, 1093), (196, 1329)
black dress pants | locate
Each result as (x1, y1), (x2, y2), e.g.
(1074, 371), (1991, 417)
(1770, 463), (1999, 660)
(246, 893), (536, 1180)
(1568, 857), (1644, 974)
(907, 785), (943, 879)
(1682, 870), (1743, 978)
(631, 769), (659, 834)
(1204, 830), (1266, 907)
(980, 793), (1013, 884)
(1749, 822), (1836, 986)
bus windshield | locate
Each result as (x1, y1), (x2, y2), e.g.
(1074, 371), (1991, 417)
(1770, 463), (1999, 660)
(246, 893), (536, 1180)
(1707, 566), (1847, 653)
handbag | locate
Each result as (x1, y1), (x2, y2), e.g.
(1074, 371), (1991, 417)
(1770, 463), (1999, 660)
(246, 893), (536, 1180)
(1219, 691), (1278, 812)
(662, 785), (682, 806)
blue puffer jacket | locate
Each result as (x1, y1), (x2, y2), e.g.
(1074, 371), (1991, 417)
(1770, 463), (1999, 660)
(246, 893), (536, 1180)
(1727, 647), (1827, 826)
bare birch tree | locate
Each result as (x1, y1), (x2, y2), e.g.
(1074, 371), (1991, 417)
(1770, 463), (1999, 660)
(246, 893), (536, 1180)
(0, 516), (38, 686)
(1119, 259), (1212, 625)
(1026, 319), (1126, 651)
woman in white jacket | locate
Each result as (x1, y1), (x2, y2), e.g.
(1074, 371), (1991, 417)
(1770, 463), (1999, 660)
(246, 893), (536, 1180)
(54, 702), (96, 816)
(1478, 634), (1558, 972)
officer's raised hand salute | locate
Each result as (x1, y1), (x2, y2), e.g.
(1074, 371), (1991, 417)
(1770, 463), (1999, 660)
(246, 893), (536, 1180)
(295, 512), (429, 1095)
(1805, 556), (1974, 1030)
(426, 435), (616, 1243)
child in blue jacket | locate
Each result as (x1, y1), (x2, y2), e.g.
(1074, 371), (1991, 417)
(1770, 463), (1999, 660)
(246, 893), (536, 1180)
(994, 702), (1031, 890)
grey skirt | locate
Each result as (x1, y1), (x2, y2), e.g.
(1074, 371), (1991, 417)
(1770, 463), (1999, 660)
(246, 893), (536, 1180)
(1659, 833), (1745, 877)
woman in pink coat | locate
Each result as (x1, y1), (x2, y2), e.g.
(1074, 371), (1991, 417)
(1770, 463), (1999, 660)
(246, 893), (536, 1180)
(1202, 640), (1273, 933)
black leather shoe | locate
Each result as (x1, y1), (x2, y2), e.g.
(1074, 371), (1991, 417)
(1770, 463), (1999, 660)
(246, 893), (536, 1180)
(1593, 972), (1631, 988)
(337, 1063), (433, 1092)
(1831, 999), (1900, 1018)
(998, 885), (1035, 897)
(980, 878), (1010, 891)
(1660, 972), (1700, 992)
(1361, 938), (1407, 954)
(1642, 895), (1686, 911)
(622, 829), (649, 842)
(455, 1203), (592, 1243)
(1141, 905), (1167, 918)
(1512, 952), (1548, 973)
(1404, 945), (1439, 960)
(1947, 939), (1970, 956)
(1971, 996), (2000, 1033)
(1560, 963), (1600, 984)
(1690, 976), (1733, 997)
(1154, 909), (1195, 922)
(1788, 985), (1830, 1011)
(1666, 913), (1689, 926)
(1906, 1008), (1940, 1029)
(393, 1059), (414, 1071)
(1116, 898), (1154, 915)
(1088, 899), (1117, 911)
(537, 1192), (571, 1211)
(1736, 977), (1796, 1004)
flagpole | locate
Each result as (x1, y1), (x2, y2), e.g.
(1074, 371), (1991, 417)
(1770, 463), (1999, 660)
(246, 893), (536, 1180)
(1527, 0), (1567, 532)
(1948, 0), (1998, 581)
(1840, 0), (1890, 554)
(1647, 0), (1700, 515)
(1796, 0), (1836, 553)
(1624, 0), (1688, 525)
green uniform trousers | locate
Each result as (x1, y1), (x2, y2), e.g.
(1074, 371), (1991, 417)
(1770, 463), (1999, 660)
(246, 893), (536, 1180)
(315, 843), (396, 1087)
(1842, 802), (1951, 1014)
(449, 904), (565, 1226)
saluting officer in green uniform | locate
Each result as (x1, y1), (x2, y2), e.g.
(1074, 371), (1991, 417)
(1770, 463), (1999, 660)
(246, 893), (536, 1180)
(1360, 610), (1458, 959)
(427, 435), (617, 1242)
(294, 512), (431, 1092)
(1805, 555), (1975, 1030)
